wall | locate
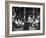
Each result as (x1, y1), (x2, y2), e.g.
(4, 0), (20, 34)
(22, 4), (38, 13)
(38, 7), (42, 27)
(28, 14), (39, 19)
(0, 0), (46, 38)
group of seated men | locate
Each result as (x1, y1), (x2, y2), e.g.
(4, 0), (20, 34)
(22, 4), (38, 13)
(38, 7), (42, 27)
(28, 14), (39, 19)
(12, 13), (40, 31)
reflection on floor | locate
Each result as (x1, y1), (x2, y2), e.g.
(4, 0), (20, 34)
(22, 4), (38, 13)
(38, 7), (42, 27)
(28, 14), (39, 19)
(13, 26), (36, 31)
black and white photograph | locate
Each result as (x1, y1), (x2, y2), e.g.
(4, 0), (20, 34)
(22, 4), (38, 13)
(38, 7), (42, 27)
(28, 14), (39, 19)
(12, 7), (40, 31)
(9, 3), (44, 35)
(5, 1), (45, 37)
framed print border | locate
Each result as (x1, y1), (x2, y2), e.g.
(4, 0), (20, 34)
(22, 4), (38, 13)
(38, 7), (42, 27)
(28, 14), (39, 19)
(5, 1), (45, 37)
